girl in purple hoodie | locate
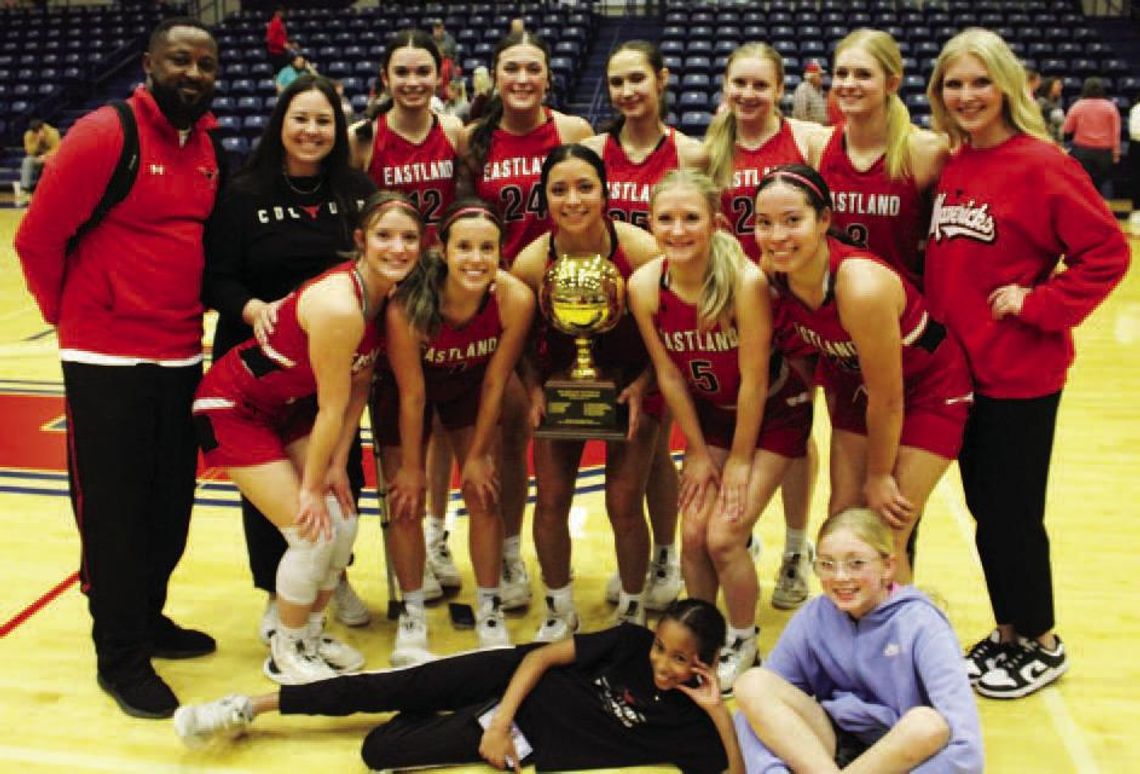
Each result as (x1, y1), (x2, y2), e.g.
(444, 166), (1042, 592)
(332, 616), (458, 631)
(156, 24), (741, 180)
(733, 508), (983, 773)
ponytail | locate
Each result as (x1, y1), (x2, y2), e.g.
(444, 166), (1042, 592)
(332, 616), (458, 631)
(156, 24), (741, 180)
(883, 93), (914, 180)
(703, 108), (738, 189)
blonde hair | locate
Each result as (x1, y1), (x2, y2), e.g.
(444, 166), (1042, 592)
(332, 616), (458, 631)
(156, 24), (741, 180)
(649, 169), (745, 330)
(818, 508), (895, 558)
(835, 29), (913, 180)
(927, 27), (1051, 147)
(704, 43), (785, 189)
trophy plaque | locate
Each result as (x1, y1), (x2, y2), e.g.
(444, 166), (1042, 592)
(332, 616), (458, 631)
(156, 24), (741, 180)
(535, 253), (628, 440)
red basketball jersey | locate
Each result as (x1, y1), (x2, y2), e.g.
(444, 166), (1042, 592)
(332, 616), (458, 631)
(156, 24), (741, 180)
(603, 128), (680, 231)
(818, 129), (929, 289)
(475, 109), (561, 265)
(367, 114), (458, 245)
(198, 261), (382, 415)
(721, 119), (806, 263)
(422, 291), (503, 403)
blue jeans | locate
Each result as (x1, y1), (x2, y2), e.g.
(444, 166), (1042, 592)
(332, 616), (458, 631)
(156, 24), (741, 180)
(20, 155), (44, 190)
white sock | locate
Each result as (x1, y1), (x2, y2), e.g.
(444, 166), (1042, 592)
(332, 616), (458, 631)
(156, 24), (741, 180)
(546, 582), (573, 613)
(277, 622), (306, 642)
(653, 542), (678, 566)
(477, 586), (500, 609)
(618, 591), (643, 614)
(785, 528), (807, 554)
(503, 535), (522, 561)
(307, 612), (325, 634)
(403, 588), (426, 616)
(427, 516), (446, 542)
(729, 624), (757, 643)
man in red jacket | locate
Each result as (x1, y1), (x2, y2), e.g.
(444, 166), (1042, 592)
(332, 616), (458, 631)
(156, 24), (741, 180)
(15, 18), (221, 720)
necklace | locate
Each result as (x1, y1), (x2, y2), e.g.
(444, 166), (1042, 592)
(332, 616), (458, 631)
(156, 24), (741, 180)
(282, 170), (324, 195)
(353, 263), (372, 320)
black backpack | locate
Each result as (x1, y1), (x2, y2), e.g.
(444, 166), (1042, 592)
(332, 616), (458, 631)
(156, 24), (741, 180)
(65, 100), (226, 255)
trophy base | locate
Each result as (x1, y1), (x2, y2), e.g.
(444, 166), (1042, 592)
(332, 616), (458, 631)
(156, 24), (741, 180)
(534, 374), (628, 441)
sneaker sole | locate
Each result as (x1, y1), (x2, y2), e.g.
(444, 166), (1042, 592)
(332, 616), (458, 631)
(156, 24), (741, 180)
(390, 649), (437, 668)
(262, 656), (337, 686)
(770, 593), (809, 611)
(974, 662), (1069, 699)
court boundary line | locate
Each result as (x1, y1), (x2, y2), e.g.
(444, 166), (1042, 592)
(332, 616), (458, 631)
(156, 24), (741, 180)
(0, 571), (78, 638)
(938, 478), (1100, 774)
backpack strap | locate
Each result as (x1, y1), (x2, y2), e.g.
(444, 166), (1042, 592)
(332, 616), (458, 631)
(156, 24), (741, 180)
(65, 100), (139, 255)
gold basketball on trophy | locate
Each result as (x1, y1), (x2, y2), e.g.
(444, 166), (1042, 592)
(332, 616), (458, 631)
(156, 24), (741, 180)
(536, 253), (628, 439)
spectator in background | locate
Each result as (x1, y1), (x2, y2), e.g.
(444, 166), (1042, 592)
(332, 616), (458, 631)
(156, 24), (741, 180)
(1063, 76), (1121, 196)
(431, 19), (457, 61)
(265, 6), (288, 73)
(826, 86), (843, 127)
(442, 77), (470, 121)
(276, 54), (313, 93)
(792, 60), (828, 125)
(333, 79), (354, 121)
(467, 65), (494, 122)
(15, 117), (61, 206)
(1026, 68), (1041, 100)
(1038, 76), (1065, 142)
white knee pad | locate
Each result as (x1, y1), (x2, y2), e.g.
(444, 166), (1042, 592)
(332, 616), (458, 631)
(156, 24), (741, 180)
(321, 495), (359, 591)
(277, 526), (335, 606)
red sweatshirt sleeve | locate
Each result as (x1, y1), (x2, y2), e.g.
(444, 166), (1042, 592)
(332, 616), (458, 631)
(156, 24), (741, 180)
(13, 107), (123, 325)
(1019, 153), (1130, 331)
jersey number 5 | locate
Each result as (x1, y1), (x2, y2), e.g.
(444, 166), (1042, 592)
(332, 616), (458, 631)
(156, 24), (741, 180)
(689, 360), (720, 394)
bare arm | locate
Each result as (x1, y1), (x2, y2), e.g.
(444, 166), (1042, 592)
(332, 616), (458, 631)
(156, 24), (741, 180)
(835, 259), (911, 525)
(296, 277), (367, 539)
(384, 300), (428, 521)
(462, 273), (537, 506)
(628, 260), (720, 514)
(718, 265), (771, 521)
(509, 235), (554, 425)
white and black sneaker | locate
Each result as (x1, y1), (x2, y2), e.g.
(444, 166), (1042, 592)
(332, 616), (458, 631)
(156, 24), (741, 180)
(963, 629), (1012, 684)
(975, 636), (1068, 699)
(476, 596), (511, 649)
(771, 542), (814, 610)
(716, 631), (760, 696)
(174, 694), (254, 748)
(500, 555), (532, 611)
(426, 528), (462, 589)
(534, 596), (579, 642)
(264, 632), (338, 685)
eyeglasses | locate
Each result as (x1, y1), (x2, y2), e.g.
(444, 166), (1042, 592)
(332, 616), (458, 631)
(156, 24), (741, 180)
(813, 556), (882, 578)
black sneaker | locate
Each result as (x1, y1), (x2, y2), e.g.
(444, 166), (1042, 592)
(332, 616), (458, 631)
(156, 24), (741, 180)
(98, 667), (179, 719)
(152, 616), (216, 659)
(975, 636), (1069, 699)
(963, 629), (1010, 684)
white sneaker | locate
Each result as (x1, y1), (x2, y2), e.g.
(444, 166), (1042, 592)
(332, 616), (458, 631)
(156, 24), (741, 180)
(1129, 211), (1140, 233)
(174, 694), (254, 749)
(500, 555), (532, 610)
(426, 528), (462, 589)
(615, 597), (646, 627)
(423, 564), (444, 602)
(332, 576), (372, 626)
(257, 598), (279, 646)
(644, 551), (682, 611)
(305, 618), (365, 673)
(12, 181), (27, 207)
(264, 632), (339, 685)
(771, 541), (815, 610)
(534, 596), (579, 642)
(390, 611), (437, 667)
(716, 631), (760, 696)
(476, 597), (511, 648)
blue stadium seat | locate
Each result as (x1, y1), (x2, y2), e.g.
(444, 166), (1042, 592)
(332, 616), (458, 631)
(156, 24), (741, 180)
(680, 110), (713, 135)
(214, 114), (240, 134)
(212, 96), (235, 113)
(243, 114), (268, 135)
(221, 136), (248, 155)
(683, 57), (712, 76)
(237, 95), (261, 114)
(681, 73), (711, 89)
(230, 78), (255, 95)
(678, 90), (712, 110)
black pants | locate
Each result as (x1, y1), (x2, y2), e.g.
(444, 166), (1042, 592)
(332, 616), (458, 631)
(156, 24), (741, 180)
(1071, 145), (1113, 197)
(280, 645), (537, 770)
(62, 361), (202, 678)
(242, 439), (364, 592)
(958, 392), (1061, 638)
(1130, 143), (1140, 210)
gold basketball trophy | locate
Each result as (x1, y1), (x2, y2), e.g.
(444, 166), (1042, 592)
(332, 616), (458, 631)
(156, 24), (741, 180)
(535, 253), (628, 440)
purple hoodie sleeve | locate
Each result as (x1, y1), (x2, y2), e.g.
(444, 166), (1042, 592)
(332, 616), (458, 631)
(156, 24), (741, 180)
(909, 615), (986, 774)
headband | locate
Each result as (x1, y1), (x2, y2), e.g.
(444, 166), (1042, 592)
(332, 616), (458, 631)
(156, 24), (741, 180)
(769, 170), (827, 204)
(368, 197), (422, 223)
(440, 205), (501, 234)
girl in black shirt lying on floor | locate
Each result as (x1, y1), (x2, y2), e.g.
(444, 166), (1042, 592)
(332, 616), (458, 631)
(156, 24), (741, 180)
(175, 599), (744, 773)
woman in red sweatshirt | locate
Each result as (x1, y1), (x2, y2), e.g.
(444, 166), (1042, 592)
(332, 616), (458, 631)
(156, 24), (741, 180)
(926, 28), (1130, 700)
